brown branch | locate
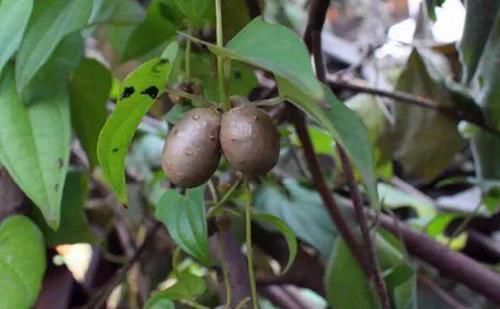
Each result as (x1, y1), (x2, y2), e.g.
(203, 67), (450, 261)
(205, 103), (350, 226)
(304, 1), (391, 307)
(84, 221), (162, 308)
(210, 216), (251, 307)
(289, 108), (369, 271)
(328, 79), (500, 139)
(377, 213), (500, 304)
(338, 148), (391, 309)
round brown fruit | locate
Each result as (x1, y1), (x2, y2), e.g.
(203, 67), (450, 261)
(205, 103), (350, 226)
(162, 108), (221, 188)
(220, 105), (279, 176)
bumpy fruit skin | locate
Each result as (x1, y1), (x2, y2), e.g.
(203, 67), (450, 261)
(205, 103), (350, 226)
(162, 108), (221, 188)
(220, 105), (279, 176)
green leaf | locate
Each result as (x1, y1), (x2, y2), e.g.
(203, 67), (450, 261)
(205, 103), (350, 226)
(189, 52), (257, 101)
(123, 0), (180, 61)
(145, 271), (205, 308)
(252, 213), (297, 274)
(385, 264), (417, 309)
(97, 42), (179, 202)
(155, 186), (212, 265)
(70, 58), (112, 169)
(173, 0), (210, 24)
(254, 179), (336, 257)
(0, 0), (33, 75)
(0, 34), (80, 228)
(207, 17), (323, 101)
(0, 216), (46, 309)
(458, 0), (499, 84)
(32, 170), (98, 246)
(392, 49), (463, 181)
(15, 0), (93, 92)
(325, 238), (378, 309)
(280, 81), (379, 208)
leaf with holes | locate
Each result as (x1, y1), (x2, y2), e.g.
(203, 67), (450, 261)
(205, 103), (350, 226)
(15, 0), (93, 92)
(252, 213), (297, 274)
(154, 186), (212, 265)
(0, 0), (33, 75)
(97, 42), (179, 203)
(0, 216), (46, 309)
(0, 35), (81, 229)
(70, 58), (112, 169)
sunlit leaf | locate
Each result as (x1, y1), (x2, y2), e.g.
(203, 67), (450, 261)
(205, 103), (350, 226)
(0, 216), (46, 309)
(97, 42), (178, 202)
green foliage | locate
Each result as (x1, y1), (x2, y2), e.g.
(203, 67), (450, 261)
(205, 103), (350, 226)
(425, 0), (445, 21)
(392, 49), (463, 181)
(123, 0), (180, 61)
(255, 179), (336, 257)
(70, 58), (112, 169)
(145, 271), (206, 308)
(252, 213), (297, 273)
(97, 43), (178, 202)
(0, 0), (33, 75)
(325, 239), (379, 309)
(220, 17), (324, 101)
(459, 0), (499, 84)
(0, 32), (81, 229)
(0, 216), (46, 309)
(173, 0), (210, 25)
(33, 170), (98, 246)
(155, 186), (212, 266)
(15, 0), (92, 92)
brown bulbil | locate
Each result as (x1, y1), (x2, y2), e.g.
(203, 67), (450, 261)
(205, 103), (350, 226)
(162, 108), (221, 188)
(220, 105), (279, 176)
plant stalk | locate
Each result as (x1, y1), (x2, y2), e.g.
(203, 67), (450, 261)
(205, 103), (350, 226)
(215, 0), (229, 111)
(244, 180), (259, 309)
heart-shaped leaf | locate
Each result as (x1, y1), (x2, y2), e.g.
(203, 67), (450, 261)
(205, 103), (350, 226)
(15, 0), (93, 92)
(0, 216), (46, 309)
(0, 0), (33, 75)
(97, 42), (179, 202)
(154, 186), (212, 265)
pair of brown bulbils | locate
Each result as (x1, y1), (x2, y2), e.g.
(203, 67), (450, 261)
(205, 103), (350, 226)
(161, 105), (280, 188)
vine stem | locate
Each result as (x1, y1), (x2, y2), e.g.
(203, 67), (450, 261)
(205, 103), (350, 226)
(185, 24), (192, 82)
(215, 0), (229, 111)
(244, 179), (258, 309)
(304, 1), (390, 308)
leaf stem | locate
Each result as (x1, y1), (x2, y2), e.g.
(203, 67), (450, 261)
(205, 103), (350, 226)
(215, 0), (229, 111)
(185, 24), (192, 82)
(217, 235), (233, 308)
(244, 179), (258, 309)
